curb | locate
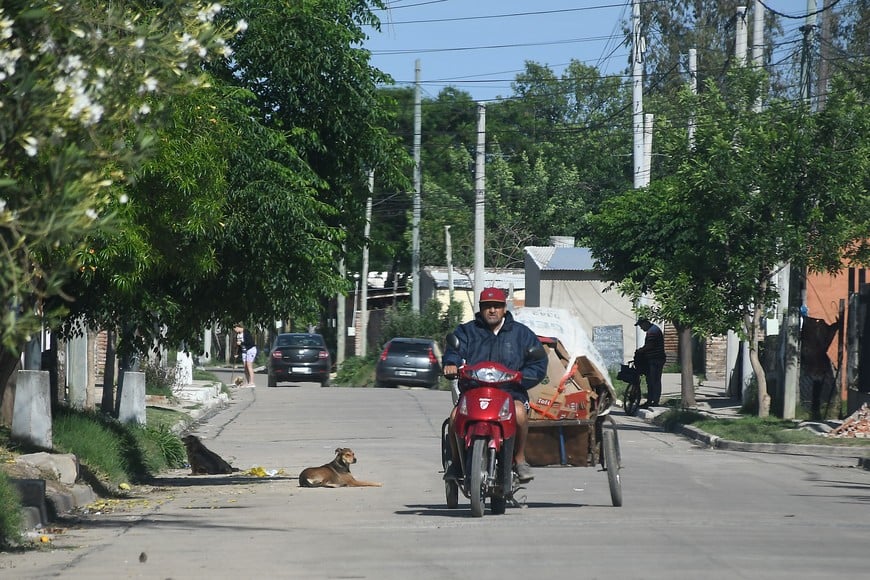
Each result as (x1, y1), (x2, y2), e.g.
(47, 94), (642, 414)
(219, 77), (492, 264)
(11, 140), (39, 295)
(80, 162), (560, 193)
(675, 423), (870, 464)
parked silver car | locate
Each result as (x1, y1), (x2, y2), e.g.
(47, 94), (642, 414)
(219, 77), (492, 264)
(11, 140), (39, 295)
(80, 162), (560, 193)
(374, 337), (442, 389)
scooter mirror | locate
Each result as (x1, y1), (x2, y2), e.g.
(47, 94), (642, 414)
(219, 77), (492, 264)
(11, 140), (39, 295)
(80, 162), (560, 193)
(446, 333), (460, 350)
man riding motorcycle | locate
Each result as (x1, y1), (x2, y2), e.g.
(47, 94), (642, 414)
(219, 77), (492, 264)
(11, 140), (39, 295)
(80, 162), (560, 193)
(442, 287), (548, 483)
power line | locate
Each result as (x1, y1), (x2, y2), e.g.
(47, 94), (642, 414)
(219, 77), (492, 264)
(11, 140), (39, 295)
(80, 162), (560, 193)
(757, 0), (844, 19)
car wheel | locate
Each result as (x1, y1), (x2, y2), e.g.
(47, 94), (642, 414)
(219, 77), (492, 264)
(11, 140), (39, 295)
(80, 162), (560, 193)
(267, 375), (277, 388)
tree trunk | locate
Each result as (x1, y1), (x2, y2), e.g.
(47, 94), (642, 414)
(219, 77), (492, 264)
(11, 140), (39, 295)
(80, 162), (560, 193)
(101, 328), (116, 415)
(748, 301), (770, 417)
(678, 324), (696, 408)
(0, 346), (22, 427)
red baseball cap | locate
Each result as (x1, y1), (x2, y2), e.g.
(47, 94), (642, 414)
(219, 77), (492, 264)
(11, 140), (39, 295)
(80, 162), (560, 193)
(479, 287), (506, 304)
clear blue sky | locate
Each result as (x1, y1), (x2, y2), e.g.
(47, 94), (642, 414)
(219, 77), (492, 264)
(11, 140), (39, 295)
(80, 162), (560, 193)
(363, 0), (818, 103)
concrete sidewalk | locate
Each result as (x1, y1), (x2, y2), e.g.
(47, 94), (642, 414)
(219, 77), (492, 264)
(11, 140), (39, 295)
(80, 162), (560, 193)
(634, 373), (869, 462)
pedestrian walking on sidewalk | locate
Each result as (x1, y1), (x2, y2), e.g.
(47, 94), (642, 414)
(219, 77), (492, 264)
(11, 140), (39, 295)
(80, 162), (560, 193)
(635, 318), (666, 407)
(234, 323), (257, 387)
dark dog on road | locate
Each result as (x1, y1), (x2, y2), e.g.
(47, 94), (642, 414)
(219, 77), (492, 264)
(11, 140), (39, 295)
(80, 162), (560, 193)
(182, 435), (238, 475)
(298, 448), (382, 488)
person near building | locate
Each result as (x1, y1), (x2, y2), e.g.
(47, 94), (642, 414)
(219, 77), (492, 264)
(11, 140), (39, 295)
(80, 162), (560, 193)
(635, 318), (666, 407)
(442, 287), (548, 483)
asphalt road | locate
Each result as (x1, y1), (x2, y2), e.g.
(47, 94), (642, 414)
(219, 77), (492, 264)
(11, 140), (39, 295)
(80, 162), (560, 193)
(2, 379), (868, 579)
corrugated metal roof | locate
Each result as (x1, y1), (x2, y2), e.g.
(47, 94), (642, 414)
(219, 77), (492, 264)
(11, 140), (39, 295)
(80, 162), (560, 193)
(525, 247), (596, 271)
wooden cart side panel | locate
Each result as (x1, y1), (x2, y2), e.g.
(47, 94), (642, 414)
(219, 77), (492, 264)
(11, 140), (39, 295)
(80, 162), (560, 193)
(525, 422), (594, 467)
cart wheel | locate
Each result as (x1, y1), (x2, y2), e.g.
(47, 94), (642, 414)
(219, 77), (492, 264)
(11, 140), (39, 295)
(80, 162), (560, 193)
(603, 428), (623, 507)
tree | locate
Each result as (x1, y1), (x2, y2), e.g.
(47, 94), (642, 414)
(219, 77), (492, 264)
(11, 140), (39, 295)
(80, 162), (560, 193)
(215, 0), (408, 271)
(0, 1), (239, 396)
(586, 68), (869, 417)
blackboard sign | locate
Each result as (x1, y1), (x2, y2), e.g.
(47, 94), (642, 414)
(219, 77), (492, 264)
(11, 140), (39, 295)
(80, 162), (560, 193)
(593, 325), (624, 372)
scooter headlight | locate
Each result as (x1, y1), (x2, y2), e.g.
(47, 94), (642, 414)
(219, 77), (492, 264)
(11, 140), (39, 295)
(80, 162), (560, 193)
(498, 397), (513, 421)
(469, 366), (515, 383)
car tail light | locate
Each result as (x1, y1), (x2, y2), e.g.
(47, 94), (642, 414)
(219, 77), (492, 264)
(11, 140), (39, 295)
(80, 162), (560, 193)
(318, 350), (328, 359)
(379, 346), (389, 361)
(427, 348), (437, 365)
(271, 351), (282, 359)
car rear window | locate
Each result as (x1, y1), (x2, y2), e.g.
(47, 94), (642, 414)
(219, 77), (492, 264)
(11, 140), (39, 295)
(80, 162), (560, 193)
(277, 335), (324, 348)
(388, 341), (432, 355)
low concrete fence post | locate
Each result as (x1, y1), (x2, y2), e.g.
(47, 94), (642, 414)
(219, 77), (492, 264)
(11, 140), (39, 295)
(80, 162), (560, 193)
(11, 370), (52, 448)
(118, 371), (146, 425)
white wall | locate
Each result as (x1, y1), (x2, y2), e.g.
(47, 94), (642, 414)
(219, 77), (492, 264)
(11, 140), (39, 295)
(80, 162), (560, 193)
(537, 279), (637, 363)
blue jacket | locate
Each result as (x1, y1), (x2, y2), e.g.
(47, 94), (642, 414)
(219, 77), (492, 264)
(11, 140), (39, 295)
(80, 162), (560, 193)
(443, 311), (547, 390)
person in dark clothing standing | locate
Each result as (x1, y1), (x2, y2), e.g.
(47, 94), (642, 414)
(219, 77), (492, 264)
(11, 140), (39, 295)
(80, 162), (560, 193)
(442, 287), (547, 483)
(635, 318), (666, 407)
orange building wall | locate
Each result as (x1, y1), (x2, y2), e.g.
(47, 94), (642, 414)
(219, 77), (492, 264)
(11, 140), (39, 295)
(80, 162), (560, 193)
(805, 268), (867, 392)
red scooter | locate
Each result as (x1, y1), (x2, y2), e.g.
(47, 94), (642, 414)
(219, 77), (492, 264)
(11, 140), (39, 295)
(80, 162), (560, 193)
(442, 337), (546, 517)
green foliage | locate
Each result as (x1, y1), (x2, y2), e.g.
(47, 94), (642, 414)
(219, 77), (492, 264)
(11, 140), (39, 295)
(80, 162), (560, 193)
(134, 425), (187, 472)
(587, 67), (869, 387)
(143, 361), (176, 397)
(0, 1), (240, 351)
(662, 412), (870, 446)
(51, 407), (184, 487)
(379, 299), (462, 348)
(333, 355), (377, 388)
(0, 470), (23, 549)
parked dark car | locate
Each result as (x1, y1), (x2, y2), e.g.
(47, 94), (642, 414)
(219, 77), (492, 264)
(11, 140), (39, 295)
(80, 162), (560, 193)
(267, 333), (331, 387)
(374, 337), (442, 389)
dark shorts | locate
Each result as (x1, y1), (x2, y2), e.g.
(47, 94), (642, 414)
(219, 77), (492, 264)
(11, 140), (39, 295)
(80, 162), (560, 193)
(506, 388), (530, 410)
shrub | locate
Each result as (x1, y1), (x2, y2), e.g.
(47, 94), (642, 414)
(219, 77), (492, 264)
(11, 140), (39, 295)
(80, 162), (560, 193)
(0, 470), (23, 549)
(143, 360), (176, 397)
(379, 299), (463, 351)
(333, 355), (376, 387)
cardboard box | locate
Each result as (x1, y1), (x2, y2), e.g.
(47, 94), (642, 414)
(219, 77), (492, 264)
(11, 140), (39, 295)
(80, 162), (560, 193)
(528, 342), (600, 420)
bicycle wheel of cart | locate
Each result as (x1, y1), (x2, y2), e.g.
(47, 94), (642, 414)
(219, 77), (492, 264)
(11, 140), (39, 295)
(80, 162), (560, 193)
(624, 381), (641, 416)
(602, 428), (623, 507)
(469, 438), (487, 517)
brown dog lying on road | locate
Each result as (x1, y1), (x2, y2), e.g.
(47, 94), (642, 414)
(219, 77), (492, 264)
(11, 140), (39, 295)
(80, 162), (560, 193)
(299, 448), (382, 488)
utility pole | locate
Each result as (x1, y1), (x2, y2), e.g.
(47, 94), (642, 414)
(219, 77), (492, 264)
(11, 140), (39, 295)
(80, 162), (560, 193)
(411, 59), (422, 312)
(337, 251), (346, 366)
(816, 0), (833, 111)
(445, 225), (454, 306)
(726, 6), (748, 401)
(742, 0), (765, 405)
(688, 48), (697, 147)
(631, 0), (647, 349)
(473, 103), (486, 303)
(736, 6), (748, 65)
(359, 170), (373, 358)
(783, 1), (818, 419)
(631, 0), (644, 190)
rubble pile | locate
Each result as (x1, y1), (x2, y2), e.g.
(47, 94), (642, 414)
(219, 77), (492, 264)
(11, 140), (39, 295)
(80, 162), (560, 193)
(827, 403), (870, 438)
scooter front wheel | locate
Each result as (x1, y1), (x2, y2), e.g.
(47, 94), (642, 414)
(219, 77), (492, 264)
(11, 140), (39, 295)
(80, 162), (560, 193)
(469, 438), (487, 517)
